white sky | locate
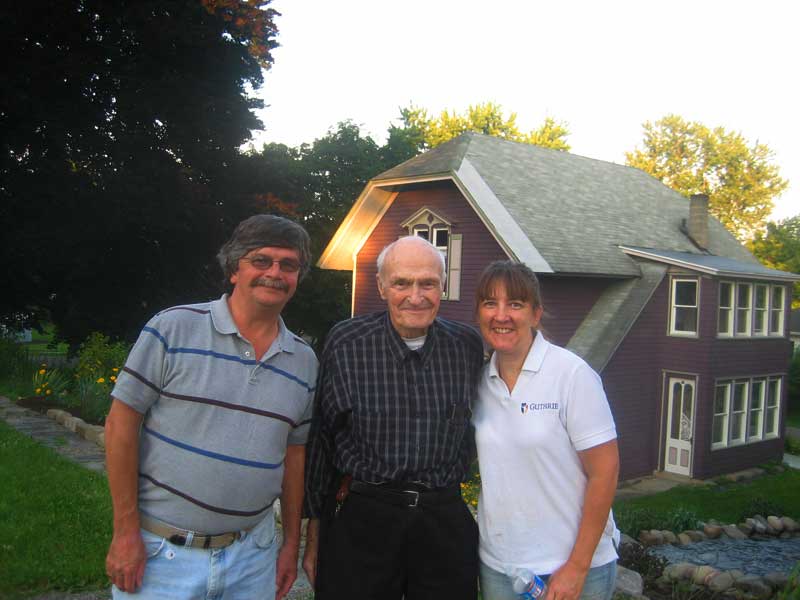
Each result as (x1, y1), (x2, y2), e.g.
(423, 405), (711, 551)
(249, 0), (799, 222)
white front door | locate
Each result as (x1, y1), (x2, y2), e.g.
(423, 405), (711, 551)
(664, 378), (695, 476)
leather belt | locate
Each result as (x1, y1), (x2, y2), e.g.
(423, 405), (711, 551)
(140, 514), (251, 549)
(349, 480), (462, 508)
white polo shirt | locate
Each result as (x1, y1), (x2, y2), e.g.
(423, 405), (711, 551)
(473, 333), (619, 576)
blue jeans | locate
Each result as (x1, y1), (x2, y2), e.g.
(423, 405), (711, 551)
(112, 515), (278, 600)
(480, 560), (617, 600)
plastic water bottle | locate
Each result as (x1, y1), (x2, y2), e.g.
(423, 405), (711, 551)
(511, 568), (546, 599)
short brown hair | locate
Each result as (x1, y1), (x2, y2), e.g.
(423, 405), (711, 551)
(475, 260), (544, 312)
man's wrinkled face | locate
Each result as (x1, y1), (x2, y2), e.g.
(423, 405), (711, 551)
(377, 240), (443, 339)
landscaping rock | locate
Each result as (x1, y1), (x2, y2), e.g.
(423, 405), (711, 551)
(46, 408), (70, 421)
(749, 518), (767, 535)
(722, 524), (748, 540)
(782, 516), (799, 532)
(704, 523), (723, 539)
(54, 410), (72, 426)
(664, 562), (696, 581)
(779, 531), (792, 539)
(737, 522), (753, 536)
(677, 533), (692, 545)
(95, 431), (105, 447)
(729, 570), (745, 582)
(708, 571), (735, 593)
(767, 516), (784, 532)
(692, 565), (718, 585)
(686, 529), (706, 542)
(63, 416), (85, 432)
(619, 532), (638, 549)
(80, 424), (105, 444)
(614, 564), (643, 597)
(661, 530), (677, 544)
(735, 575), (772, 600)
(639, 529), (663, 547)
(763, 572), (789, 590)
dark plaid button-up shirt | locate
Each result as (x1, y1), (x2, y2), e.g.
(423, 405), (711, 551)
(304, 311), (485, 518)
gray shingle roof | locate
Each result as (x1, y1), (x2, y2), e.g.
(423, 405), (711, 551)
(373, 132), (761, 277)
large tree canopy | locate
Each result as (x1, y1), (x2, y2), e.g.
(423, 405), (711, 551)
(1, 0), (276, 347)
(400, 102), (571, 151)
(748, 215), (800, 308)
(626, 114), (788, 240)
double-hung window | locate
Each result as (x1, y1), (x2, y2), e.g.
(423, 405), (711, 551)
(735, 283), (752, 335)
(769, 286), (785, 335)
(712, 376), (782, 448)
(717, 282), (734, 336)
(669, 279), (698, 336)
(753, 285), (768, 335)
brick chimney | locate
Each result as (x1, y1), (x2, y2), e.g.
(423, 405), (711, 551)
(688, 193), (709, 249)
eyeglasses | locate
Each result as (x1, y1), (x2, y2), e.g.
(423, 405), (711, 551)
(240, 255), (302, 273)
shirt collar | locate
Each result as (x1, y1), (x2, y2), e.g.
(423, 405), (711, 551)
(383, 311), (439, 364)
(488, 330), (550, 378)
(210, 294), (296, 354)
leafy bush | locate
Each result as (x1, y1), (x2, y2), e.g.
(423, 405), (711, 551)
(75, 376), (112, 425)
(0, 334), (33, 381)
(76, 332), (130, 382)
(663, 507), (701, 532)
(617, 542), (666, 588)
(787, 436), (800, 456)
(31, 364), (70, 399)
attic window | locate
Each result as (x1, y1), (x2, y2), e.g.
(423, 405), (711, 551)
(401, 208), (462, 301)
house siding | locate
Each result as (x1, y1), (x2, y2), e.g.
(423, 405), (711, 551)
(353, 181), (508, 320)
(603, 273), (791, 481)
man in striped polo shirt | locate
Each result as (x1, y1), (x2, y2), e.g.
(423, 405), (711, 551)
(105, 215), (317, 600)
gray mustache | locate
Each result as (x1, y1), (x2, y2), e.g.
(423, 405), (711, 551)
(252, 277), (289, 291)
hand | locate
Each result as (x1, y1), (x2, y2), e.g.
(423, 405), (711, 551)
(544, 560), (589, 600)
(106, 530), (147, 593)
(302, 519), (320, 588)
(276, 543), (298, 599)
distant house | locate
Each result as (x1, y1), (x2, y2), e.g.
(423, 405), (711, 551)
(318, 133), (800, 481)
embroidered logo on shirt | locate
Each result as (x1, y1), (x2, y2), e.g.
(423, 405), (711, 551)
(520, 402), (559, 414)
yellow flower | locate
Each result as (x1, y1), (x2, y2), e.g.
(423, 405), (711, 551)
(42, 382), (48, 388)
(40, 363), (47, 367)
(35, 388), (42, 394)
(39, 369), (46, 375)
(46, 389), (52, 395)
(112, 367), (119, 372)
(97, 377), (106, 384)
(110, 375), (117, 382)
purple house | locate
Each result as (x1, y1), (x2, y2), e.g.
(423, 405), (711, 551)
(317, 133), (799, 481)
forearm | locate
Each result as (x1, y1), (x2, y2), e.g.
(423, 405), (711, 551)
(568, 440), (619, 569)
(105, 399), (144, 534)
(280, 445), (305, 549)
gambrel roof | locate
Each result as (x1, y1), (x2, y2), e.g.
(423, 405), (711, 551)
(320, 132), (763, 278)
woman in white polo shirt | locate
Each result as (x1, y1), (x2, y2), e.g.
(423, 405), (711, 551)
(472, 261), (620, 600)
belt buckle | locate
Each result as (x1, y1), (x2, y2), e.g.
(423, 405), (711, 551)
(404, 489), (420, 508)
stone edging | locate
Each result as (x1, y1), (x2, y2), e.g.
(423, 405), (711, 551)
(635, 514), (799, 597)
(45, 408), (105, 447)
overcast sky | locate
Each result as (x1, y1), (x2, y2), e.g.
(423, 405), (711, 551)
(249, 0), (799, 222)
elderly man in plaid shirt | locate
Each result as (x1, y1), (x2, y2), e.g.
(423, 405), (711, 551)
(303, 235), (485, 600)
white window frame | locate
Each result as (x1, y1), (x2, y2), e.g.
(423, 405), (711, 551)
(712, 383), (730, 449)
(769, 285), (786, 336)
(747, 379), (765, 441)
(718, 281), (734, 336)
(765, 377), (781, 437)
(753, 284), (768, 336)
(669, 278), (699, 337)
(735, 283), (752, 336)
(712, 375), (783, 449)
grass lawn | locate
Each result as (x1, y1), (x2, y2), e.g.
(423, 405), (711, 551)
(0, 420), (112, 598)
(613, 467), (800, 535)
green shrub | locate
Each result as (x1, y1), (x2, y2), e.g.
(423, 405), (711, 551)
(787, 436), (800, 456)
(0, 334), (33, 381)
(75, 376), (112, 425)
(663, 507), (701, 532)
(76, 332), (130, 383)
(789, 349), (800, 406)
(616, 542), (666, 588)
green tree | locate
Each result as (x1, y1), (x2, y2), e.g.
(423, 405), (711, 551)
(0, 0), (276, 347)
(626, 115), (788, 240)
(748, 215), (800, 308)
(399, 102), (571, 151)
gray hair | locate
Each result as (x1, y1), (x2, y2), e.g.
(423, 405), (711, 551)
(376, 236), (447, 283)
(217, 214), (312, 283)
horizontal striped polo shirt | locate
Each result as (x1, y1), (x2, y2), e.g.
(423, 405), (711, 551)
(112, 295), (317, 534)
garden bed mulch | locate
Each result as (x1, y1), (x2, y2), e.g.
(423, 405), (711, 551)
(15, 396), (103, 425)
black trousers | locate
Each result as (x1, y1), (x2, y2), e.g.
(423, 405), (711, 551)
(315, 490), (479, 600)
